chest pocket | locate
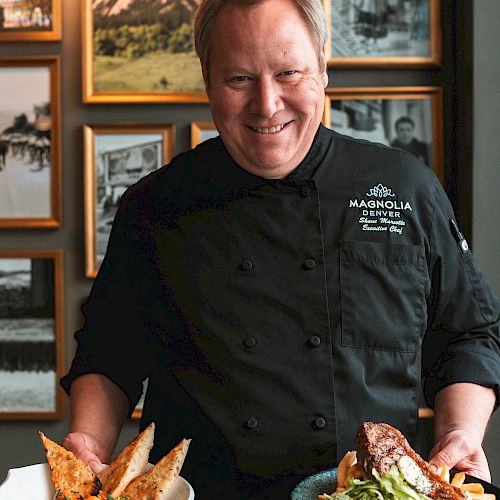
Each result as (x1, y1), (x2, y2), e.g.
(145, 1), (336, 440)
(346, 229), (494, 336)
(339, 241), (428, 352)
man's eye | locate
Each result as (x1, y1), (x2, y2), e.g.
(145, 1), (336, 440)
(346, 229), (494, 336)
(280, 70), (296, 76)
(231, 76), (250, 82)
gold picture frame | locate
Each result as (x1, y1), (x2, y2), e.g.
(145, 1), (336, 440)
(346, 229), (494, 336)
(0, 249), (64, 420)
(324, 0), (441, 67)
(324, 86), (444, 184)
(0, 0), (62, 42)
(84, 124), (175, 278)
(190, 121), (218, 148)
(82, 0), (208, 103)
(0, 56), (61, 228)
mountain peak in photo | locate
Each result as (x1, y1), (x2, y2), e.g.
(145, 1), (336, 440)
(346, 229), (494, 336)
(93, 0), (201, 18)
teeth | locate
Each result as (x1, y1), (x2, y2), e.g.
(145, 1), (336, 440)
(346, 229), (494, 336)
(252, 124), (285, 134)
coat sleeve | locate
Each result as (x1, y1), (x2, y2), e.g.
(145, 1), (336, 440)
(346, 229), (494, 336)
(422, 181), (500, 409)
(60, 191), (154, 415)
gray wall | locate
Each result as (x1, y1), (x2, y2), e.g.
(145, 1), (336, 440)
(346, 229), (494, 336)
(0, 0), (498, 487)
(473, 0), (500, 483)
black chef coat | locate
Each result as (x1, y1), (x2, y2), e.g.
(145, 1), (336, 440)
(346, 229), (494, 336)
(62, 125), (500, 499)
(391, 137), (430, 165)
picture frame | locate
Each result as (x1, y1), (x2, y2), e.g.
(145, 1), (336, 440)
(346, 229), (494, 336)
(323, 86), (443, 183)
(84, 124), (175, 278)
(0, 0), (62, 41)
(0, 249), (64, 420)
(0, 56), (62, 228)
(82, 0), (207, 103)
(324, 0), (441, 67)
(190, 121), (219, 148)
(132, 378), (148, 420)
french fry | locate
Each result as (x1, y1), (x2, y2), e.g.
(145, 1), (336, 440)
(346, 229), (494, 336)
(451, 472), (466, 488)
(461, 483), (485, 494)
(337, 450), (357, 488)
(346, 462), (364, 481)
(439, 463), (450, 483)
(468, 494), (496, 500)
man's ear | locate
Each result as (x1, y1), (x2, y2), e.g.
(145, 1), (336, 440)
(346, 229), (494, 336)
(320, 47), (328, 88)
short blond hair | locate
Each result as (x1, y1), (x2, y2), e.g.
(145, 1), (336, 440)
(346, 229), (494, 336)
(194, 0), (327, 86)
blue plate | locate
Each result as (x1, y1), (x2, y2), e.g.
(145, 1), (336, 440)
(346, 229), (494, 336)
(290, 468), (338, 500)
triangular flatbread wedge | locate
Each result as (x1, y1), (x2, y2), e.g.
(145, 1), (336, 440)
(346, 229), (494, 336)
(122, 438), (191, 500)
(99, 421), (155, 497)
(39, 431), (102, 499)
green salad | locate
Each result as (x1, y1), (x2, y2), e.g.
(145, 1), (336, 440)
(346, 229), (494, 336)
(321, 465), (432, 500)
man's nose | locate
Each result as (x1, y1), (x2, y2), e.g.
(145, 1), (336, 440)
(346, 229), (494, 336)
(249, 78), (282, 118)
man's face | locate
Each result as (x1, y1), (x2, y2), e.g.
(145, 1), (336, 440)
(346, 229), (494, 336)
(206, 0), (328, 179)
(395, 122), (415, 145)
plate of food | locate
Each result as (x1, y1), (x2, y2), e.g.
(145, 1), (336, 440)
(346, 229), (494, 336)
(290, 422), (497, 500)
(0, 422), (194, 500)
(0, 463), (194, 500)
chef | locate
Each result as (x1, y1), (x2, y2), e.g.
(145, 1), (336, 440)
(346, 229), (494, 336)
(61, 0), (500, 498)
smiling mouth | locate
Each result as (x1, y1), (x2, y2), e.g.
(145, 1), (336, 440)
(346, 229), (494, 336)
(251, 123), (288, 134)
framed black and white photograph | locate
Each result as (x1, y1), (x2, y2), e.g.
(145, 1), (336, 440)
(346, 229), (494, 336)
(0, 56), (61, 228)
(0, 0), (62, 41)
(190, 121), (218, 148)
(84, 124), (175, 278)
(324, 86), (443, 182)
(325, 0), (441, 67)
(0, 250), (64, 420)
(82, 0), (207, 103)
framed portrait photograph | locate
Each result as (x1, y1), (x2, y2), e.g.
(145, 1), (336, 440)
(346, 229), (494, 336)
(82, 0), (207, 103)
(324, 86), (443, 183)
(0, 0), (61, 41)
(325, 0), (441, 67)
(190, 121), (219, 148)
(84, 124), (175, 278)
(0, 250), (64, 420)
(0, 56), (61, 228)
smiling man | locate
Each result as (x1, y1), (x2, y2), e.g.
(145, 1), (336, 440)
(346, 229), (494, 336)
(60, 0), (499, 498)
(205, 0), (328, 179)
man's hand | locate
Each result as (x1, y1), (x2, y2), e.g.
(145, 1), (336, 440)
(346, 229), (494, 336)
(64, 374), (130, 474)
(431, 383), (496, 483)
(61, 431), (111, 474)
(429, 429), (491, 482)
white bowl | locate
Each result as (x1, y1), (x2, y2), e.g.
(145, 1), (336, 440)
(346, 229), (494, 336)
(0, 463), (194, 500)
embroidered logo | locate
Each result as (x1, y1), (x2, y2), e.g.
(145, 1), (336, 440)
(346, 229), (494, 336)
(366, 184), (395, 198)
(348, 184), (413, 235)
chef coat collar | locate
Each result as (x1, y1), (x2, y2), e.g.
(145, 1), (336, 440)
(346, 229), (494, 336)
(216, 124), (331, 192)
(286, 124), (332, 181)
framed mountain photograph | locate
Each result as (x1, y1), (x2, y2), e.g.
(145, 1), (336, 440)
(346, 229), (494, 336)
(0, 250), (64, 420)
(82, 0), (207, 103)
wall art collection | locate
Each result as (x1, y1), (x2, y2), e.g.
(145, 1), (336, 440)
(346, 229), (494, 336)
(0, 0), (443, 419)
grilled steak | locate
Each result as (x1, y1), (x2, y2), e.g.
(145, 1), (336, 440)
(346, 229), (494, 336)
(355, 422), (467, 500)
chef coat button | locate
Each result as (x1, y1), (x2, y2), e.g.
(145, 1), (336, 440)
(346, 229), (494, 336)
(240, 260), (254, 271)
(303, 258), (316, 270)
(299, 185), (311, 197)
(243, 337), (257, 348)
(313, 417), (326, 430)
(245, 417), (259, 430)
(308, 335), (321, 347)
